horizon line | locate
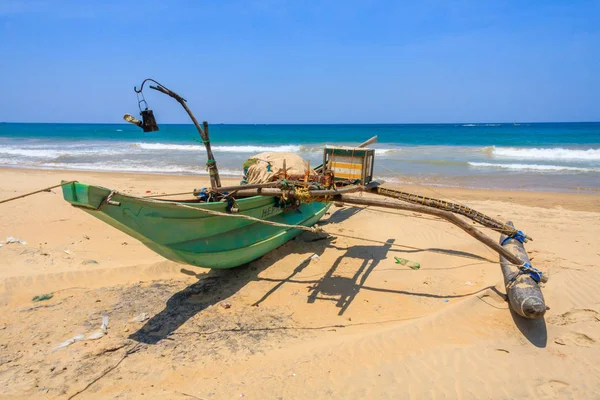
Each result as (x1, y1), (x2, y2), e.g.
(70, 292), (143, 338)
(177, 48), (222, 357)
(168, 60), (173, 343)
(2, 120), (599, 125)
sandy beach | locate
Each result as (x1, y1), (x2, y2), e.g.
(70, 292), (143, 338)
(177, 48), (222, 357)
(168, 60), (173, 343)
(1, 167), (599, 399)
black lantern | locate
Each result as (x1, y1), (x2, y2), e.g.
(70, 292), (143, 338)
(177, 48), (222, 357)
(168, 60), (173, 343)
(140, 108), (159, 132)
(123, 83), (161, 132)
(137, 97), (159, 132)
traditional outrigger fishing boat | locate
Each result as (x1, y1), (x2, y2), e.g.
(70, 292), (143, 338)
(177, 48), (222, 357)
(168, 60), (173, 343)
(60, 79), (548, 320)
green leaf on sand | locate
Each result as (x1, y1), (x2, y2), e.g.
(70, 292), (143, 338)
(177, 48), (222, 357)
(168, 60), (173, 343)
(32, 293), (54, 302)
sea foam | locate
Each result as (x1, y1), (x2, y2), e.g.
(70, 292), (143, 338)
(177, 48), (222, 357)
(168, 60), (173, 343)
(13, 161), (244, 176)
(134, 142), (399, 154)
(468, 162), (599, 173)
(134, 143), (303, 153)
(0, 145), (127, 158)
(489, 146), (600, 161)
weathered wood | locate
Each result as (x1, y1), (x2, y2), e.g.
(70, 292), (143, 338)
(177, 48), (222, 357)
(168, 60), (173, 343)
(306, 185), (365, 196)
(499, 221), (547, 319)
(357, 135), (378, 148)
(336, 195), (548, 282)
(370, 186), (530, 240)
(209, 182), (282, 193)
(149, 84), (221, 188)
(232, 185), (366, 198)
(227, 188), (282, 197)
(315, 135), (378, 173)
(202, 120), (222, 188)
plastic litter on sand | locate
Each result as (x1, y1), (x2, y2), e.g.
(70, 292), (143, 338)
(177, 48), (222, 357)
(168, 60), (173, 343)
(394, 256), (420, 270)
(5, 236), (27, 245)
(53, 316), (109, 351)
(130, 312), (149, 323)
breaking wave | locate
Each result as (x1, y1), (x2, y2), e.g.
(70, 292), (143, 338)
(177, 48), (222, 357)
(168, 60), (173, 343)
(133, 142), (400, 155)
(0, 158), (243, 176)
(0, 145), (127, 158)
(0, 147), (65, 158)
(468, 162), (600, 173)
(487, 146), (600, 161)
(134, 142), (303, 153)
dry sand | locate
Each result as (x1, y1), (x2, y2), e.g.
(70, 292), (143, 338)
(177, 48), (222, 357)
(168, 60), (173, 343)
(1, 167), (599, 399)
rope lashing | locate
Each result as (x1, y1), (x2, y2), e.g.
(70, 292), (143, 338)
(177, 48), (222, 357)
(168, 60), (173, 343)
(501, 230), (528, 246)
(519, 262), (543, 283)
(280, 179), (290, 189)
(225, 197), (240, 213)
(294, 187), (312, 203)
(194, 188), (209, 201)
(205, 160), (218, 176)
(192, 138), (211, 145)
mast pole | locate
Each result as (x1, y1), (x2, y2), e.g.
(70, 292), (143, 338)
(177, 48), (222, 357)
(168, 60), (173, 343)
(134, 79), (222, 188)
(201, 121), (221, 187)
(153, 85), (221, 188)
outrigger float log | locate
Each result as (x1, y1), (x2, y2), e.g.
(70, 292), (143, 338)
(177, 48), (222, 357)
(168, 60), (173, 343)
(59, 78), (548, 319)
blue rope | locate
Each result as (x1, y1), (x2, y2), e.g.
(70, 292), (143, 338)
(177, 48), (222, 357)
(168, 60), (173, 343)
(196, 187), (208, 201)
(501, 230), (527, 246)
(520, 262), (543, 283)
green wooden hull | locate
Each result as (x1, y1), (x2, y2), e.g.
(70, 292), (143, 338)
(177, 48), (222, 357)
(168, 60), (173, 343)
(62, 182), (330, 269)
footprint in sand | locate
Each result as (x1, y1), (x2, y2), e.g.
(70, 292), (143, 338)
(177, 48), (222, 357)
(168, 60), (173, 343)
(554, 331), (596, 347)
(547, 309), (600, 326)
(536, 380), (570, 398)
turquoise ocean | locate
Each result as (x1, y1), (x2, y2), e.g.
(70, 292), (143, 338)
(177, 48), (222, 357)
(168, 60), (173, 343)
(1, 122), (599, 193)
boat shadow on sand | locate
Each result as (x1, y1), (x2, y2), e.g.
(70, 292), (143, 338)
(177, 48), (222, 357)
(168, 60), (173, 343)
(130, 207), (359, 344)
(129, 232), (335, 345)
(129, 207), (525, 345)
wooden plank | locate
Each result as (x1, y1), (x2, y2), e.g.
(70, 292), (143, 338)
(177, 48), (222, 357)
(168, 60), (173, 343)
(330, 161), (364, 169)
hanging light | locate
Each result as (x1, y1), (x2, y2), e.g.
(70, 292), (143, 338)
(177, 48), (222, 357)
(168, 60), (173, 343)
(139, 108), (159, 132)
(123, 83), (160, 132)
(136, 94), (159, 132)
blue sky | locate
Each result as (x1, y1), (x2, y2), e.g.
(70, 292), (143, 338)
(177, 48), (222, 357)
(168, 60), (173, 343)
(0, 0), (598, 123)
